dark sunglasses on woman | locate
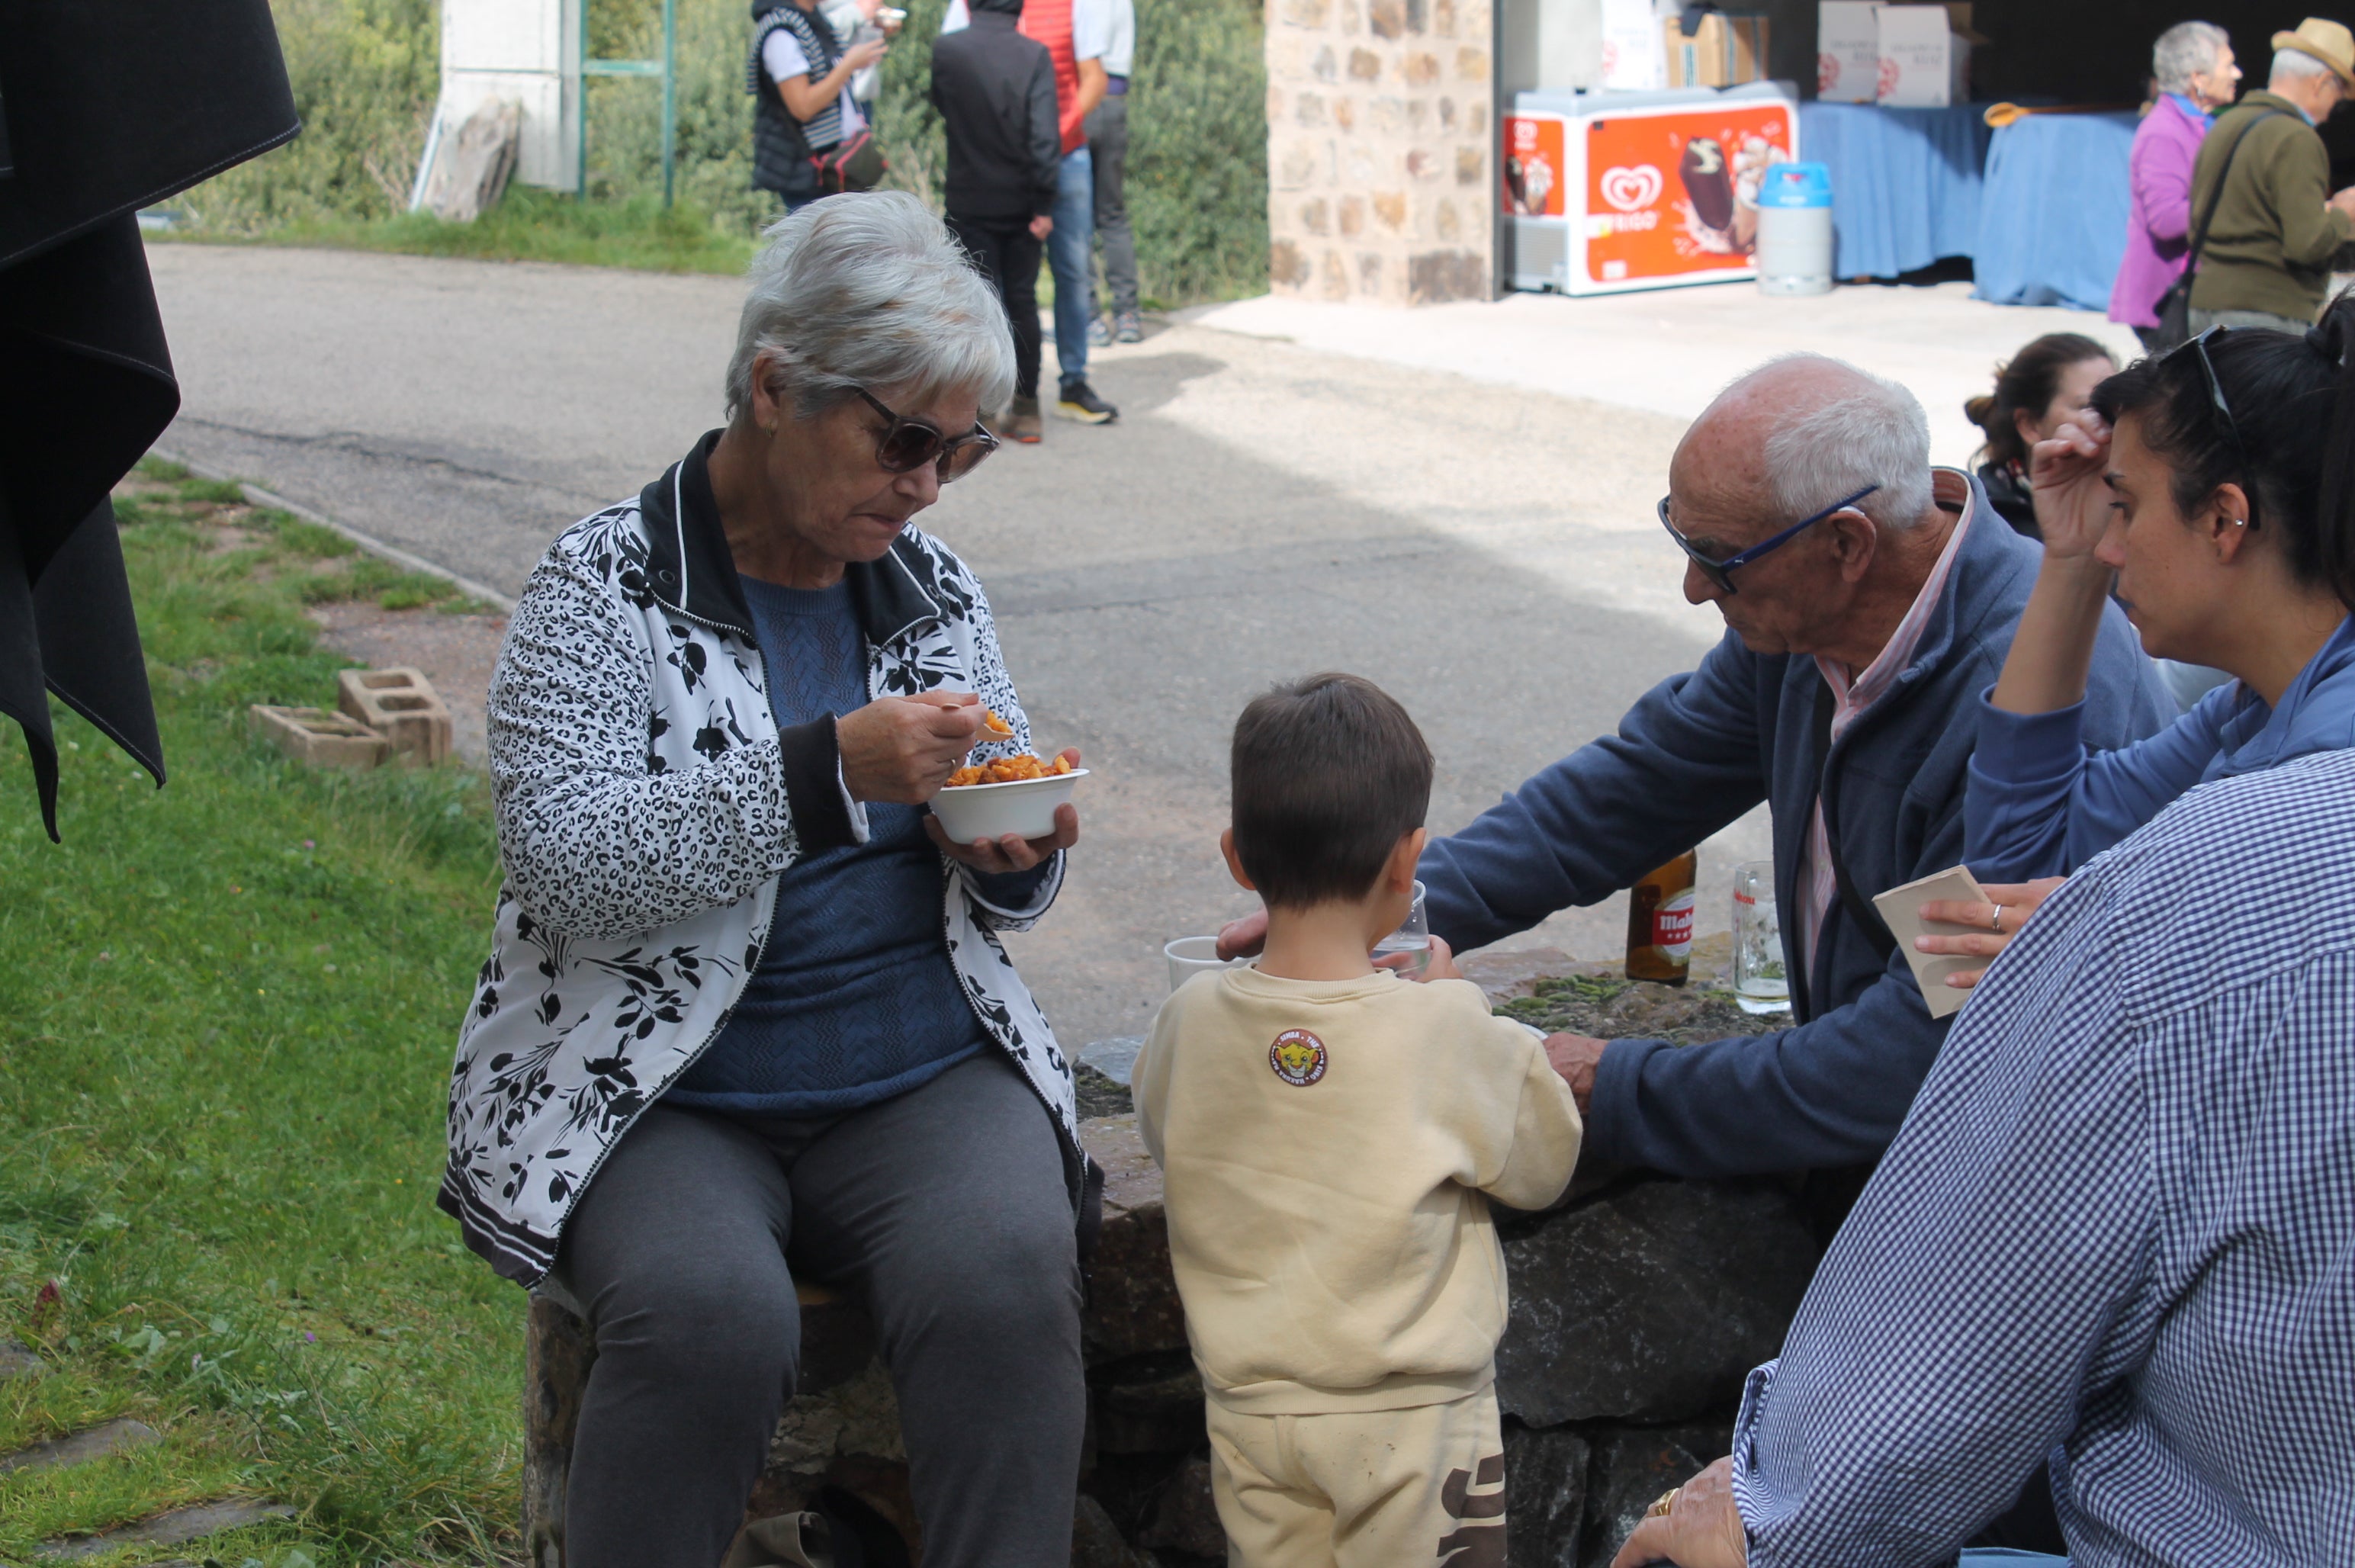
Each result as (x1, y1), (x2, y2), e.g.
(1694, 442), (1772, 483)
(857, 388), (998, 482)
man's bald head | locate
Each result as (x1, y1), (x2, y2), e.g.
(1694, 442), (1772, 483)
(1674, 353), (1934, 535)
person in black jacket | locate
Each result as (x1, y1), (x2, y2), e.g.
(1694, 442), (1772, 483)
(1962, 333), (2115, 538)
(931, 0), (1060, 442)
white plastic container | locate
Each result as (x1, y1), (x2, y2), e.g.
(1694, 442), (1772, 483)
(1756, 162), (1833, 297)
(928, 767), (1088, 844)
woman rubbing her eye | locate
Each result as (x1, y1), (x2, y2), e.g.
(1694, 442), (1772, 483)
(1921, 302), (2355, 986)
(1964, 333), (2119, 540)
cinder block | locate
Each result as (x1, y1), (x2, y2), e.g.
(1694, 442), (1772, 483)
(247, 705), (387, 770)
(336, 666), (453, 766)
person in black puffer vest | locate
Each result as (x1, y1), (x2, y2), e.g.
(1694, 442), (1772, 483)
(748, 0), (886, 210)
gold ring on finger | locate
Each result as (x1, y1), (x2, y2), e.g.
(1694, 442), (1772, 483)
(1646, 1486), (1680, 1518)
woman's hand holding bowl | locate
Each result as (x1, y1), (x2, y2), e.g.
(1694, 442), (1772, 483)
(924, 750), (1083, 873)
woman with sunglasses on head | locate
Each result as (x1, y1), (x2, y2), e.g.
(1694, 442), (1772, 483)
(439, 193), (1091, 1568)
(1926, 307), (2355, 986)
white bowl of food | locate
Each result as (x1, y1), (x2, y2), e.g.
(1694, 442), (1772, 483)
(930, 762), (1089, 843)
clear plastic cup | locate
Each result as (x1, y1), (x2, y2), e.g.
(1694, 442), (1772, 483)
(1372, 880), (1431, 977)
(1731, 860), (1790, 1014)
(1165, 936), (1236, 992)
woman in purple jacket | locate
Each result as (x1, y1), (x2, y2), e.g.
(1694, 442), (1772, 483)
(2109, 21), (2241, 349)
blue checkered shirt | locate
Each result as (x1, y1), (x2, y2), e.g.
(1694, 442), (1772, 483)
(1728, 748), (2355, 1566)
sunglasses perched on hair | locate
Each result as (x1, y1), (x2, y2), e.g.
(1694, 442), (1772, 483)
(2165, 326), (2261, 531)
(856, 389), (999, 482)
(1656, 484), (1881, 596)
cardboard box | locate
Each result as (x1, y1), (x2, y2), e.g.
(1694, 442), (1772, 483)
(1664, 12), (1769, 88)
(1601, 0), (1665, 92)
(1817, 2), (1879, 102)
(1876, 3), (1969, 107)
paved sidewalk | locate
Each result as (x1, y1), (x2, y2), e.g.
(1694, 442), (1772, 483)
(1188, 281), (2142, 469)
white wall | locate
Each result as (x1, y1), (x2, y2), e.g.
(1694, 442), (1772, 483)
(437, 0), (583, 191)
(1498, 0), (1604, 99)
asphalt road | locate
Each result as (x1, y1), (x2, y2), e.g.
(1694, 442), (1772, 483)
(147, 242), (1773, 1051)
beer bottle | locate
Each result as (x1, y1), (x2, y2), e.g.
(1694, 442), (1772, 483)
(1625, 850), (1699, 985)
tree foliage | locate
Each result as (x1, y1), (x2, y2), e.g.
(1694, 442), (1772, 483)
(182, 0), (1268, 306)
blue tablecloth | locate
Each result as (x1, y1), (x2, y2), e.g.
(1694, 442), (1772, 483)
(1797, 101), (1995, 279)
(1970, 112), (2138, 312)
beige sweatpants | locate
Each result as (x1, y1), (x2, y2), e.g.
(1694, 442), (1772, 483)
(1205, 1386), (1507, 1568)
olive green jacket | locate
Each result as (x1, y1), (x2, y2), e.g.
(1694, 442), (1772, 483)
(2186, 92), (2353, 323)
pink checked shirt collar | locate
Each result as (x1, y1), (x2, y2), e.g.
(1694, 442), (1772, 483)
(1795, 469), (1977, 975)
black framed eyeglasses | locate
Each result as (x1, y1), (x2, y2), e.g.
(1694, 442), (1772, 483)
(2167, 326), (2260, 531)
(1656, 484), (1881, 596)
(856, 388), (998, 483)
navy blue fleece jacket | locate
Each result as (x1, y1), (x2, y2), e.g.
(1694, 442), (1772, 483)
(1422, 478), (2172, 1177)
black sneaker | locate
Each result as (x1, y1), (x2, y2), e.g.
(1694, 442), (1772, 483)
(1055, 381), (1119, 425)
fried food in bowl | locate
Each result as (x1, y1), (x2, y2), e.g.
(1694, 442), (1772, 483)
(932, 751), (1088, 843)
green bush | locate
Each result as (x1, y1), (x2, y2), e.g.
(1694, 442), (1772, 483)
(187, 0), (439, 232)
(180, 0), (1267, 306)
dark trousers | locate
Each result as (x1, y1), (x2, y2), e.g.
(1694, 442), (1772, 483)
(1084, 93), (1138, 318)
(554, 1052), (1086, 1568)
(946, 211), (1045, 401)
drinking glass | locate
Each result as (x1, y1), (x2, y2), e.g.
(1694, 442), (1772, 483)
(1731, 860), (1789, 1014)
(1165, 936), (1235, 992)
(1372, 880), (1431, 977)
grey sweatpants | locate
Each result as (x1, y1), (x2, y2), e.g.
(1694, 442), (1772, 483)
(554, 1052), (1085, 1568)
(1085, 93), (1139, 319)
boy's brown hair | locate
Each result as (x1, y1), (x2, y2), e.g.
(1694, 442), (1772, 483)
(1229, 673), (1434, 909)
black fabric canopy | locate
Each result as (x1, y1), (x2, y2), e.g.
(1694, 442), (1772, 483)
(0, 0), (299, 838)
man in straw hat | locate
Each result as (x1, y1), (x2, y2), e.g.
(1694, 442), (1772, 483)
(2186, 17), (2355, 334)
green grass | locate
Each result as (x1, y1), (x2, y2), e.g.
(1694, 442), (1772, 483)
(0, 460), (519, 1565)
(195, 187), (761, 277)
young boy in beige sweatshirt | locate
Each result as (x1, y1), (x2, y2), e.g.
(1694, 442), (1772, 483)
(1131, 673), (1583, 1568)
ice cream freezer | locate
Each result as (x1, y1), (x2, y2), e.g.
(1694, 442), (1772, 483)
(1503, 82), (1800, 297)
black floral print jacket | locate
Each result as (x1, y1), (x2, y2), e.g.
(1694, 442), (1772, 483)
(439, 433), (1081, 1285)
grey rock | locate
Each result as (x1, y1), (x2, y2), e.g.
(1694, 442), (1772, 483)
(0, 1419), (162, 1475)
(1079, 1117), (1187, 1361)
(0, 1339), (40, 1381)
(1496, 1179), (1816, 1427)
(1138, 1457), (1223, 1560)
(797, 1293), (878, 1397)
(1076, 1068), (1135, 1120)
(1078, 1037), (1146, 1087)
(38, 1500), (294, 1560)
(1504, 1423), (1588, 1568)
(1074, 1491), (1159, 1566)
(419, 99), (522, 223)
(1095, 1364), (1206, 1455)
(1577, 1425), (1728, 1568)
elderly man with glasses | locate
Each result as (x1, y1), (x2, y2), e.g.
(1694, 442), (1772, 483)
(1222, 355), (2170, 1189)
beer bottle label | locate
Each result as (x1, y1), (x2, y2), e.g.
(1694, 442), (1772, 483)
(1652, 889), (1697, 961)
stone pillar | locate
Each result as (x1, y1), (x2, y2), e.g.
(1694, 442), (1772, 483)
(1264, 0), (1496, 305)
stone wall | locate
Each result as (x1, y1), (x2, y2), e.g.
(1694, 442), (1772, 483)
(521, 947), (1827, 1568)
(1263, 0), (1497, 305)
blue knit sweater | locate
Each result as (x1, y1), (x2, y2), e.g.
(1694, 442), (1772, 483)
(667, 574), (1039, 1115)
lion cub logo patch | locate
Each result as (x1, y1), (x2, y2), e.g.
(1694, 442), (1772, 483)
(1269, 1028), (1328, 1087)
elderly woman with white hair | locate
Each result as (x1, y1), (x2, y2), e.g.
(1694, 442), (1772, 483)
(437, 192), (1088, 1568)
(2108, 21), (2238, 349)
